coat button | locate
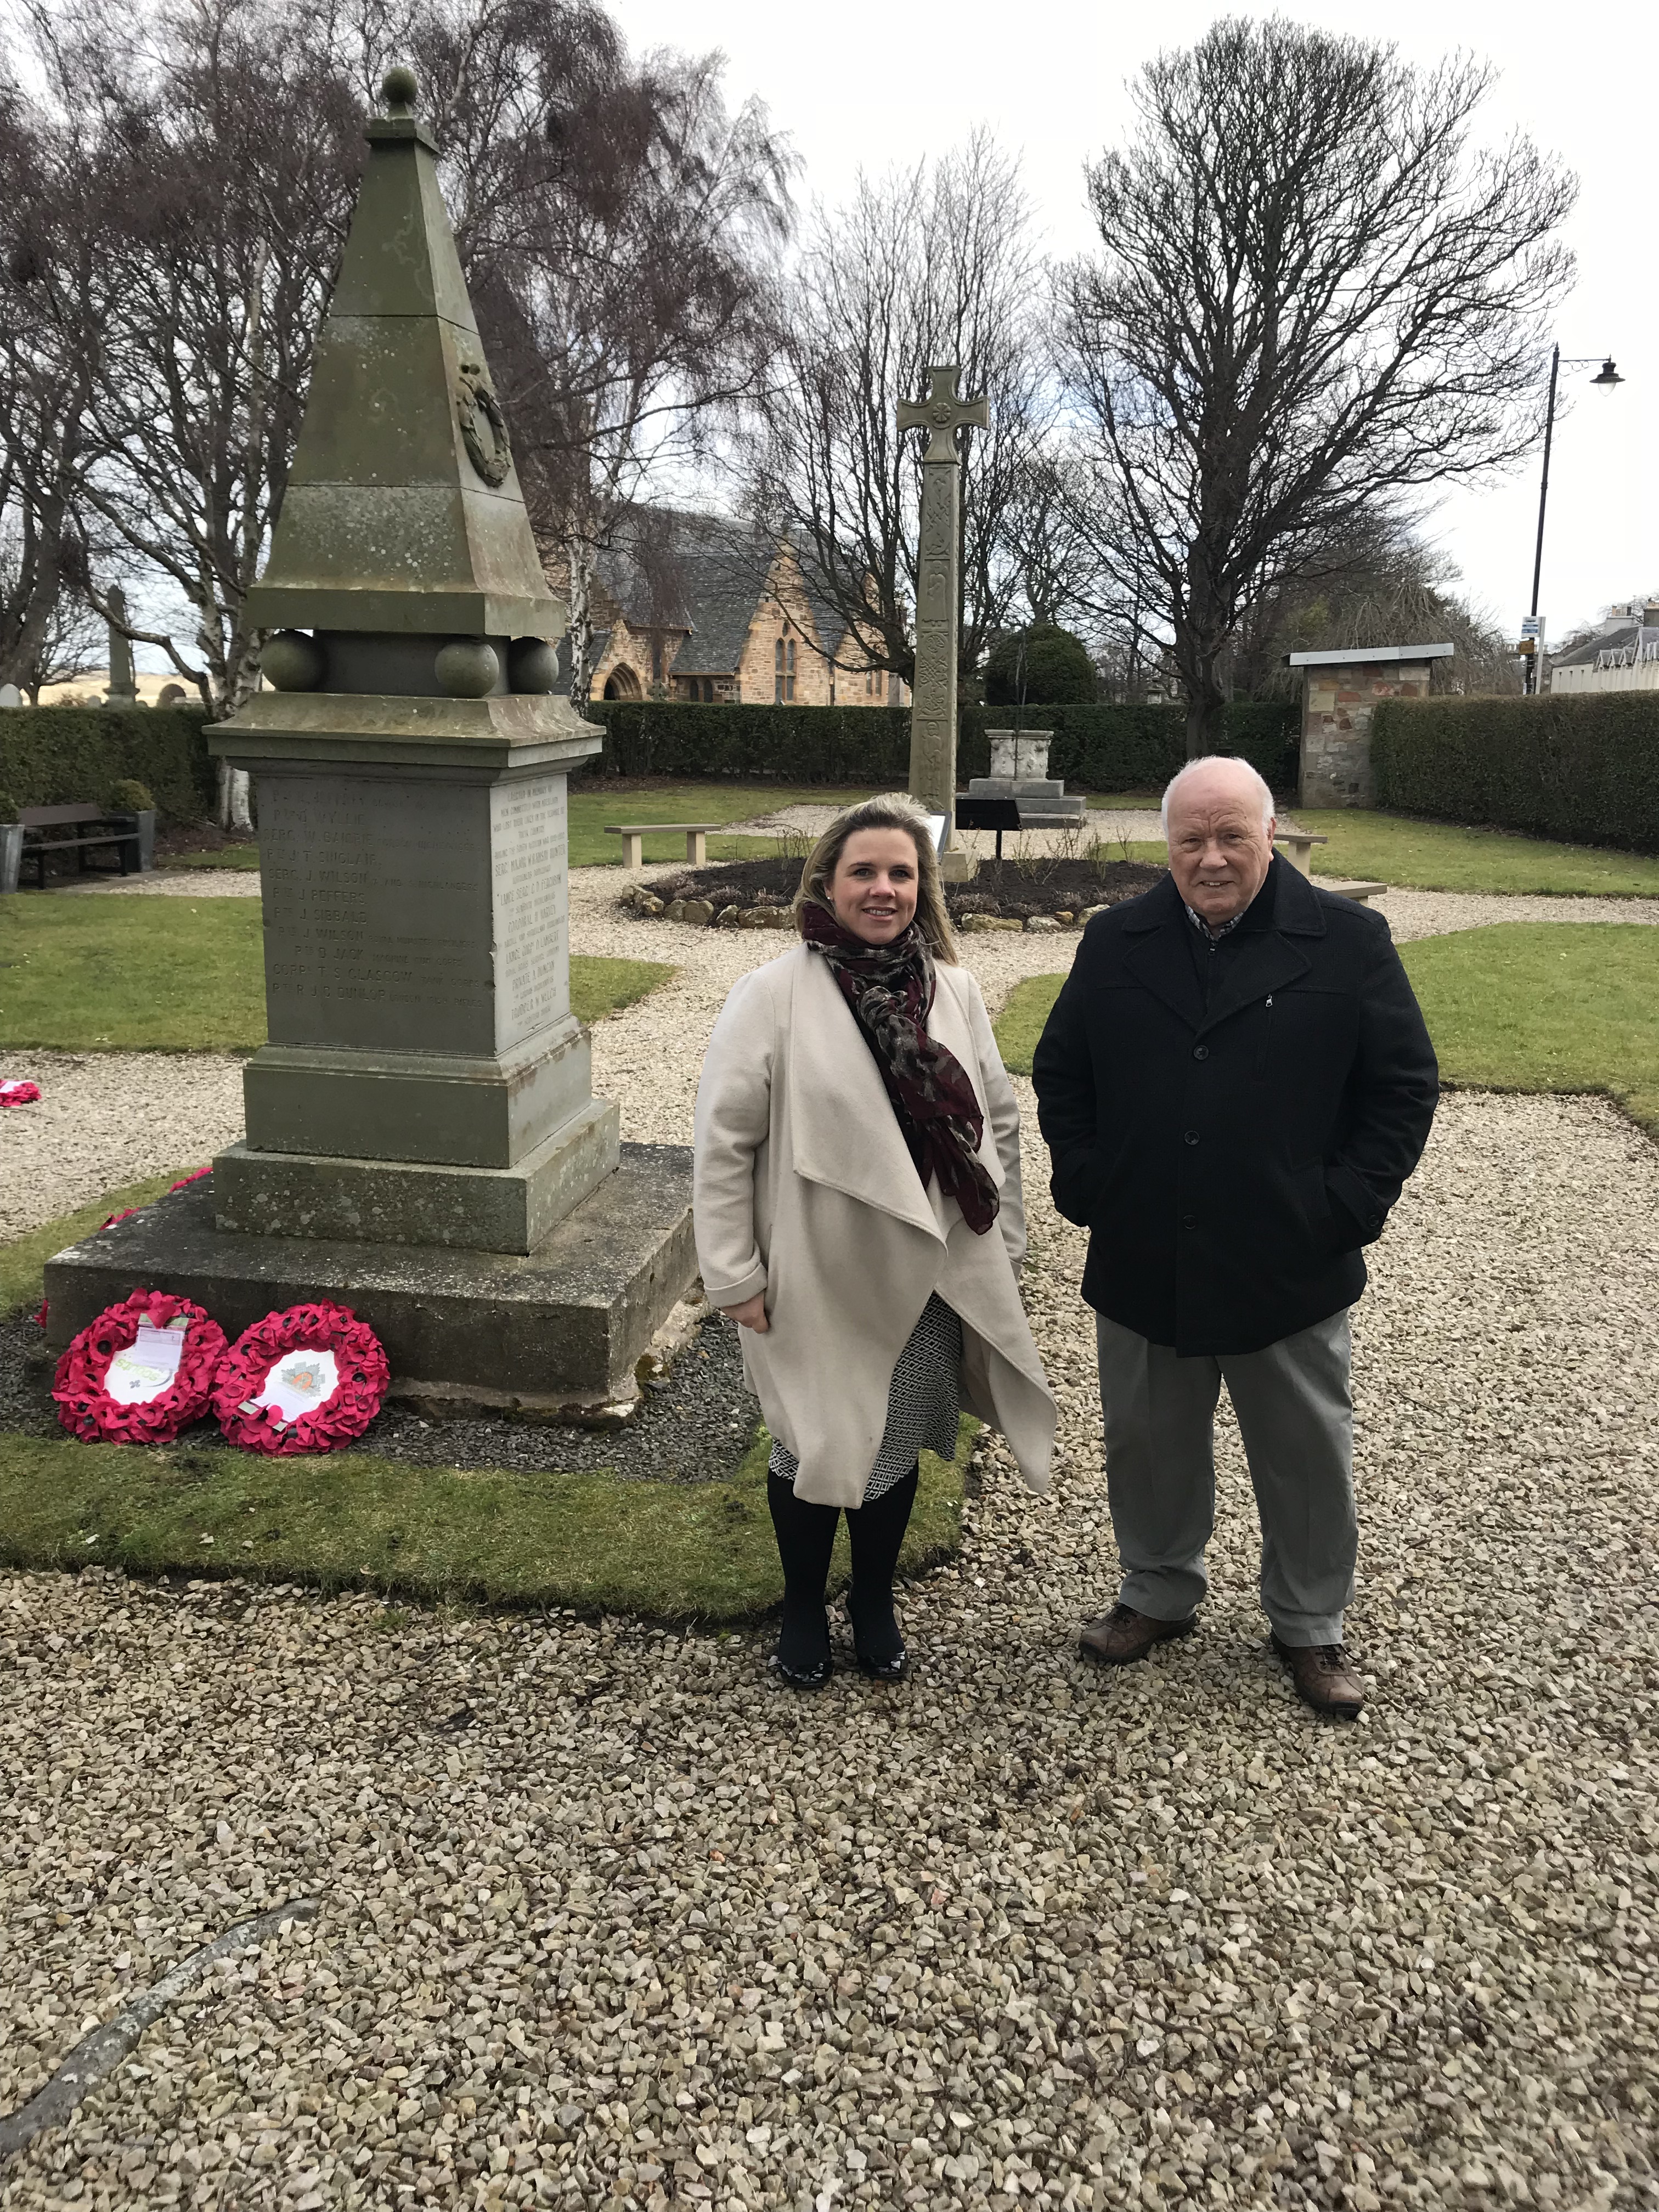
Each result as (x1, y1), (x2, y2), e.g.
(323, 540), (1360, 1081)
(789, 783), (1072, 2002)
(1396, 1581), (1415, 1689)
(1193, 1044), (1209, 1060)
(1184, 1130), (1199, 1146)
(1182, 1214), (1197, 1229)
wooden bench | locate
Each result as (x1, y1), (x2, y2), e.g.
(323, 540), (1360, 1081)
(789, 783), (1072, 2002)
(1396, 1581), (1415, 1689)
(19, 804), (140, 891)
(1274, 831), (1328, 876)
(605, 822), (721, 868)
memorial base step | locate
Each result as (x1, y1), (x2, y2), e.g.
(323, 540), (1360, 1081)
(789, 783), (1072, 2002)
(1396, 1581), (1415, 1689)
(43, 1144), (697, 1410)
(211, 1099), (619, 1255)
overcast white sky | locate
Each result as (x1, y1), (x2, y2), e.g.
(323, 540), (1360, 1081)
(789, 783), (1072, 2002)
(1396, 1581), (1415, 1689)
(617, 0), (1656, 648)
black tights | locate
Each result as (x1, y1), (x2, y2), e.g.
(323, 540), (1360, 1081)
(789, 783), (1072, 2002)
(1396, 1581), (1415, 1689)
(766, 1464), (919, 1671)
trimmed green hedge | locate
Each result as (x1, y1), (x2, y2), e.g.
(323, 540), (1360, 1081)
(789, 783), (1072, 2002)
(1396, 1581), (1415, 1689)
(1372, 693), (1659, 855)
(0, 707), (216, 826)
(583, 699), (1300, 794)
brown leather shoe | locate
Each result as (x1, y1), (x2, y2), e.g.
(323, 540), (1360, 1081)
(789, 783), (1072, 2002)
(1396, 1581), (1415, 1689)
(1079, 1604), (1198, 1666)
(1271, 1634), (1366, 1719)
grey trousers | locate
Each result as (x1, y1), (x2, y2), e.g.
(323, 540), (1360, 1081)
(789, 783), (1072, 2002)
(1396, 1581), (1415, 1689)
(1094, 1309), (1356, 1647)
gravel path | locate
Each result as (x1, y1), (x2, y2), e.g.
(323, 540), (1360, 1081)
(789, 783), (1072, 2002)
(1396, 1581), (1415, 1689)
(2, 1088), (1656, 2211)
(0, 1053), (243, 1241)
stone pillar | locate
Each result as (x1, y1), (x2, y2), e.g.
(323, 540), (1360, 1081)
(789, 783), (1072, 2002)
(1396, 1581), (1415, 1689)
(1293, 645), (1454, 808)
(898, 366), (988, 881)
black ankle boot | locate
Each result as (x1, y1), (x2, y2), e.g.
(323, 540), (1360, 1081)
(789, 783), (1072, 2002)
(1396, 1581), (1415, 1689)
(767, 1471), (839, 1689)
(846, 1463), (918, 1680)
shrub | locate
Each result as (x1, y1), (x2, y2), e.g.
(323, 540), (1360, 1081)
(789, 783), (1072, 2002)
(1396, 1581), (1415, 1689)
(0, 707), (215, 827)
(984, 625), (1097, 706)
(109, 777), (156, 813)
(0, 786), (18, 823)
(580, 698), (1300, 794)
(1372, 692), (1659, 855)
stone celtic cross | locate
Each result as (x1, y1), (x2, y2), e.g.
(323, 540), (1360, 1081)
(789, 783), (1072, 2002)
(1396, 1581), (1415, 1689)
(897, 365), (989, 877)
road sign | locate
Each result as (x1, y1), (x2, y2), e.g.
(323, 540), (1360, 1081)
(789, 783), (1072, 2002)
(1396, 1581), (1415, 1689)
(1521, 615), (1544, 639)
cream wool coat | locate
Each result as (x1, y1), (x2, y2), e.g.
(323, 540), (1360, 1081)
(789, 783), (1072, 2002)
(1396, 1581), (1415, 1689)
(693, 942), (1056, 1509)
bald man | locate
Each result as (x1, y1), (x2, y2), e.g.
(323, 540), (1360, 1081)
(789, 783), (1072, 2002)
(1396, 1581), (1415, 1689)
(1032, 756), (1437, 1718)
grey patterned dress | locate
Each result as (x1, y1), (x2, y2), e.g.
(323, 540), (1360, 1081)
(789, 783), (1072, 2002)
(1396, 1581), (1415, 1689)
(768, 1293), (963, 1505)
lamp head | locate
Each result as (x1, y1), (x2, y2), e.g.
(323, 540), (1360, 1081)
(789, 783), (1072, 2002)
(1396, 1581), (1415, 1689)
(1592, 358), (1624, 388)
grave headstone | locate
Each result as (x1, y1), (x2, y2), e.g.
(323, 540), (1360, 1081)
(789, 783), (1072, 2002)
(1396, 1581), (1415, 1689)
(0, 683), (21, 709)
(897, 365), (987, 881)
(43, 66), (696, 1416)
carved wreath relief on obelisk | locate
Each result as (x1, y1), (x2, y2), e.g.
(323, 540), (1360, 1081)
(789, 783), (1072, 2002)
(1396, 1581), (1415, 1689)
(896, 366), (989, 864)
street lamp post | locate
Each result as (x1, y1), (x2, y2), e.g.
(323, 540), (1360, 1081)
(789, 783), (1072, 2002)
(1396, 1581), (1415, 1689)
(1526, 347), (1624, 695)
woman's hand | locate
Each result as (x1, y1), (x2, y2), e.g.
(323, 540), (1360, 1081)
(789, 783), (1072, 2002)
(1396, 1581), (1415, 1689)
(722, 1293), (770, 1334)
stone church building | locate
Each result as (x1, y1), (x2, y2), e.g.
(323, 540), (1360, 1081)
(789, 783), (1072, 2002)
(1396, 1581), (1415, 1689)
(566, 512), (906, 708)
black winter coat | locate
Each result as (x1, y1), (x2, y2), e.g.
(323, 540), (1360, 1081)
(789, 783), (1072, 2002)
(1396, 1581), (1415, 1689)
(1031, 859), (1438, 1355)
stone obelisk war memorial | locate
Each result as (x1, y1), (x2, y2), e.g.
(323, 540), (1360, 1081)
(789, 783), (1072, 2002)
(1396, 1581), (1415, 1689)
(44, 68), (696, 1415)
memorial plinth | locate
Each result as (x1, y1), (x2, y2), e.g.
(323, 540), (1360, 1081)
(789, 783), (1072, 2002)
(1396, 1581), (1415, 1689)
(967, 731), (1087, 830)
(43, 67), (697, 1414)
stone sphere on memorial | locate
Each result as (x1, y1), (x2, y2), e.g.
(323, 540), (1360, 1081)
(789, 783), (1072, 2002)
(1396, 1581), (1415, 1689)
(262, 630), (326, 691)
(434, 639), (500, 697)
(507, 637), (558, 693)
(381, 64), (418, 113)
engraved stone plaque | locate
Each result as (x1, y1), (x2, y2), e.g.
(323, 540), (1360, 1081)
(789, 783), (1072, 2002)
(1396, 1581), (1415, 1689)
(259, 774), (497, 1055)
(490, 777), (569, 1050)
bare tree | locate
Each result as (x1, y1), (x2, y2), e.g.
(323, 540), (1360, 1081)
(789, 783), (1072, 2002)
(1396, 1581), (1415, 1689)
(751, 132), (1051, 692)
(397, 1), (794, 707)
(0, 77), (108, 696)
(1232, 512), (1521, 698)
(1062, 17), (1576, 755)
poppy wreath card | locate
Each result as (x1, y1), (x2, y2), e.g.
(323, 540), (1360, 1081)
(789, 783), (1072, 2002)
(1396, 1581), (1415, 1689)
(53, 1289), (228, 1444)
(213, 1302), (389, 1455)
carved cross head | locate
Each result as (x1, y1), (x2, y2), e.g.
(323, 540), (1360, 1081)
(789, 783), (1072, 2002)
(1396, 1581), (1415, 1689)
(898, 365), (991, 462)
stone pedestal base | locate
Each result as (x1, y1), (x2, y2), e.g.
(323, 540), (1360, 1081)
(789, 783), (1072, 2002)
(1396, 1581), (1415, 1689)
(940, 846), (978, 882)
(213, 1097), (619, 1255)
(43, 1145), (696, 1415)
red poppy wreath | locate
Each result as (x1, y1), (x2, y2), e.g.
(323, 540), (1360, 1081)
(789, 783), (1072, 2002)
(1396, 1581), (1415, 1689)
(213, 1302), (389, 1455)
(53, 1289), (228, 1445)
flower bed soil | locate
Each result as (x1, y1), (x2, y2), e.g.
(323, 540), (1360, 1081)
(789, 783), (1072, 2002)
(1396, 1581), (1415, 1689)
(639, 854), (1164, 923)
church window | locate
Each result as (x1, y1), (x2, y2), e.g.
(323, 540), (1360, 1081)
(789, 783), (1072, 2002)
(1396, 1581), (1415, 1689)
(785, 639), (796, 701)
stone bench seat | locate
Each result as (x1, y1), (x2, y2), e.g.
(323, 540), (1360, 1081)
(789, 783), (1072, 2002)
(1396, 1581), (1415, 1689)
(1324, 878), (1388, 906)
(606, 822), (722, 868)
(1274, 832), (1329, 874)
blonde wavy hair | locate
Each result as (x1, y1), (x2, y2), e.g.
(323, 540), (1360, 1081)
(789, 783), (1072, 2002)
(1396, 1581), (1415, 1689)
(792, 797), (959, 964)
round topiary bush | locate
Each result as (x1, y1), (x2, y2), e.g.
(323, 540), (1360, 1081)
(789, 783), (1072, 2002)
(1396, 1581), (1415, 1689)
(109, 778), (155, 812)
(984, 625), (1098, 708)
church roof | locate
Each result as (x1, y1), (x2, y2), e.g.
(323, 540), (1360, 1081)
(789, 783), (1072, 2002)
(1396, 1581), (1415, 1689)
(594, 512), (850, 677)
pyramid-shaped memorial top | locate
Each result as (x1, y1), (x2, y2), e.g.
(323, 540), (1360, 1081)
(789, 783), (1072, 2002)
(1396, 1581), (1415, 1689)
(245, 67), (563, 641)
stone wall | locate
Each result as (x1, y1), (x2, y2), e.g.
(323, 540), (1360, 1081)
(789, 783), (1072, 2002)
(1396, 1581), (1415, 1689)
(1299, 659), (1436, 808)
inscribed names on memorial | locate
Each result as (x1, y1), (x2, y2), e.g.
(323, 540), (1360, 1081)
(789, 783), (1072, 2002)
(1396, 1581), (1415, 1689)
(491, 780), (569, 1050)
(261, 777), (496, 1055)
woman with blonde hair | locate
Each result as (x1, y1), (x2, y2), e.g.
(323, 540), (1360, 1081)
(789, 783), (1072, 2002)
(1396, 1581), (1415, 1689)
(693, 798), (1056, 1686)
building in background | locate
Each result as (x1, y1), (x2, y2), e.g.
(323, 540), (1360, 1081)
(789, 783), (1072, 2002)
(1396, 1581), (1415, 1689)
(558, 512), (906, 708)
(1549, 600), (1659, 694)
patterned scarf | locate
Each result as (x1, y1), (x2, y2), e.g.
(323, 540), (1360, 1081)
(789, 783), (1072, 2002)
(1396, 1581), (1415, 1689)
(800, 903), (1000, 1235)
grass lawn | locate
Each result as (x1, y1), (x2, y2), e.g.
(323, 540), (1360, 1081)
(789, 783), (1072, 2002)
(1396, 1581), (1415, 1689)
(991, 922), (1659, 1138)
(0, 1417), (969, 1618)
(0, 896), (672, 1050)
(1295, 810), (1659, 898)
(569, 782), (882, 867)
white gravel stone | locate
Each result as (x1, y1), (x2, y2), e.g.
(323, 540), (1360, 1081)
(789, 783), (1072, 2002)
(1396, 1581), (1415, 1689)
(0, 1053), (244, 1240)
(3, 855), (1658, 2207)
